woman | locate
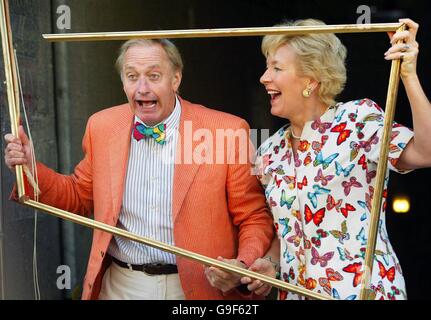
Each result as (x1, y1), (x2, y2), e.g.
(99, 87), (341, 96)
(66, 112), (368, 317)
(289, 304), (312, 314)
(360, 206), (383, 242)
(240, 18), (431, 300)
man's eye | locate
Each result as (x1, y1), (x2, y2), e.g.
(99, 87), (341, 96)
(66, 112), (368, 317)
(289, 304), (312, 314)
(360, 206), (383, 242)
(149, 73), (161, 80)
(127, 74), (137, 80)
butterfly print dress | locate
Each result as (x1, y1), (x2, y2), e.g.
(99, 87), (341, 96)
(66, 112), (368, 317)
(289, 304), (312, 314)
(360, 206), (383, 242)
(255, 99), (414, 300)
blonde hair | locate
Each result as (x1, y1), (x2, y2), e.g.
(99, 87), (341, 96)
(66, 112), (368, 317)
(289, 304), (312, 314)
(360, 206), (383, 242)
(115, 39), (183, 79)
(262, 19), (347, 106)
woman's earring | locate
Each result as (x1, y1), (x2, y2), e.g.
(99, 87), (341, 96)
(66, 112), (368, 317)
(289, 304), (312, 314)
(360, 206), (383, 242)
(302, 87), (312, 98)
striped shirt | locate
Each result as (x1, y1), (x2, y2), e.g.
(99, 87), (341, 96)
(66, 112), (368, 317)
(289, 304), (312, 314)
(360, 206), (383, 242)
(107, 97), (181, 264)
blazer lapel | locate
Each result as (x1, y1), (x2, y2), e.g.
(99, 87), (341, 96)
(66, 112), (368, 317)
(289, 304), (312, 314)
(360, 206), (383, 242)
(173, 99), (201, 222)
(108, 106), (134, 224)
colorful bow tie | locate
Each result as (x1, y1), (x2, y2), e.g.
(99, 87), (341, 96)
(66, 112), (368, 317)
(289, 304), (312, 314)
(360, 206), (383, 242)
(133, 122), (166, 145)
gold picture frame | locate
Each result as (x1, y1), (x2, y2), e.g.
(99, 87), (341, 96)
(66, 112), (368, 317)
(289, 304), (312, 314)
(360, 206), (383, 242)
(1, 0), (405, 300)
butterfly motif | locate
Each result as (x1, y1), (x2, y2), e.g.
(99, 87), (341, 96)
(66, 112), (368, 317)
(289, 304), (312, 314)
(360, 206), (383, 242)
(349, 134), (379, 161)
(326, 194), (342, 212)
(287, 221), (303, 247)
(355, 247), (366, 260)
(334, 109), (346, 122)
(281, 149), (292, 162)
(330, 221), (350, 244)
(304, 152), (312, 166)
(280, 190), (296, 209)
(388, 157), (398, 167)
(342, 177), (362, 196)
(311, 229), (328, 248)
(292, 209), (302, 222)
(283, 175), (296, 188)
(279, 290), (288, 301)
(337, 247), (354, 261)
(335, 161), (355, 177)
(304, 204), (326, 226)
(304, 236), (312, 250)
(318, 268), (343, 295)
(340, 203), (356, 218)
(283, 247), (295, 263)
(375, 250), (391, 266)
(332, 288), (357, 300)
(280, 139), (286, 149)
(389, 143), (401, 154)
(331, 122), (352, 145)
(360, 212), (367, 221)
(356, 98), (380, 110)
(348, 111), (358, 122)
(356, 227), (367, 246)
(314, 169), (335, 186)
(274, 175), (282, 188)
(358, 189), (372, 212)
(342, 262), (363, 287)
(355, 122), (365, 139)
(307, 184), (331, 208)
(311, 135), (329, 155)
(283, 266), (296, 282)
(278, 217), (292, 238)
(295, 247), (305, 262)
(313, 151), (339, 170)
(273, 145), (280, 154)
(305, 278), (318, 290)
(298, 140), (311, 152)
(358, 154), (367, 170)
(311, 247), (334, 267)
(265, 185), (275, 198)
(311, 119), (332, 134)
(293, 152), (302, 167)
(366, 169), (376, 183)
(268, 197), (277, 207)
(362, 113), (384, 123)
(362, 133), (379, 153)
(387, 286), (401, 300)
(297, 176), (308, 190)
(370, 280), (386, 298)
(267, 165), (285, 176)
(378, 260), (395, 283)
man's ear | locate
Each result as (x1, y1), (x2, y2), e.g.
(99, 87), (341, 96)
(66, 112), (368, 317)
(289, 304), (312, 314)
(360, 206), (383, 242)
(172, 71), (182, 93)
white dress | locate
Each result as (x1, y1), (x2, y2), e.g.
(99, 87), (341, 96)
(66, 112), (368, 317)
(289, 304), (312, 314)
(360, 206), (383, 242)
(255, 99), (414, 300)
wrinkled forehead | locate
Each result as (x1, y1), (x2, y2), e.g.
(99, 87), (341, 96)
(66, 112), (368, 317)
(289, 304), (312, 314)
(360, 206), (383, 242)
(123, 44), (172, 70)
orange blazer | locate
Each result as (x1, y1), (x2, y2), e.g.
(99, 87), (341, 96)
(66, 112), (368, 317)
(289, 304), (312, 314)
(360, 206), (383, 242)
(20, 98), (274, 299)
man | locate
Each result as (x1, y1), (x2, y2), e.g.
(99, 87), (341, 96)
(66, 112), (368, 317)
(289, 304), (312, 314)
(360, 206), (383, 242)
(4, 39), (274, 299)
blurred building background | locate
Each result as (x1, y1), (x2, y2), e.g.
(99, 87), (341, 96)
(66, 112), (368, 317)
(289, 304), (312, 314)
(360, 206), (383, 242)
(1, 0), (430, 299)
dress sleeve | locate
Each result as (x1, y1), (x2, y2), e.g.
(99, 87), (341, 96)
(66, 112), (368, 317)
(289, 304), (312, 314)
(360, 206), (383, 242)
(355, 98), (414, 173)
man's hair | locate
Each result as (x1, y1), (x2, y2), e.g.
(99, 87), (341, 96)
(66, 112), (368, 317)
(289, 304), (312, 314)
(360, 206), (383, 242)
(115, 39), (184, 80)
(261, 19), (347, 106)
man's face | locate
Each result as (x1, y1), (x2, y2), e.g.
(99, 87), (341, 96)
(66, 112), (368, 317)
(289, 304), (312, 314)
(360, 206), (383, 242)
(122, 44), (182, 126)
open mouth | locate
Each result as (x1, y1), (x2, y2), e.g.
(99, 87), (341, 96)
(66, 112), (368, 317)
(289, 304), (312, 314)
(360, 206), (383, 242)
(267, 90), (281, 102)
(136, 99), (157, 108)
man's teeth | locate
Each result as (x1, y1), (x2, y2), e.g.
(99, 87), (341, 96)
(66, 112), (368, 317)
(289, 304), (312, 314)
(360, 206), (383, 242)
(137, 101), (156, 107)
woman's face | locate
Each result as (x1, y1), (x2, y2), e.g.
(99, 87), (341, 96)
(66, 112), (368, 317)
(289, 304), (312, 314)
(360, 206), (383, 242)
(260, 44), (310, 119)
